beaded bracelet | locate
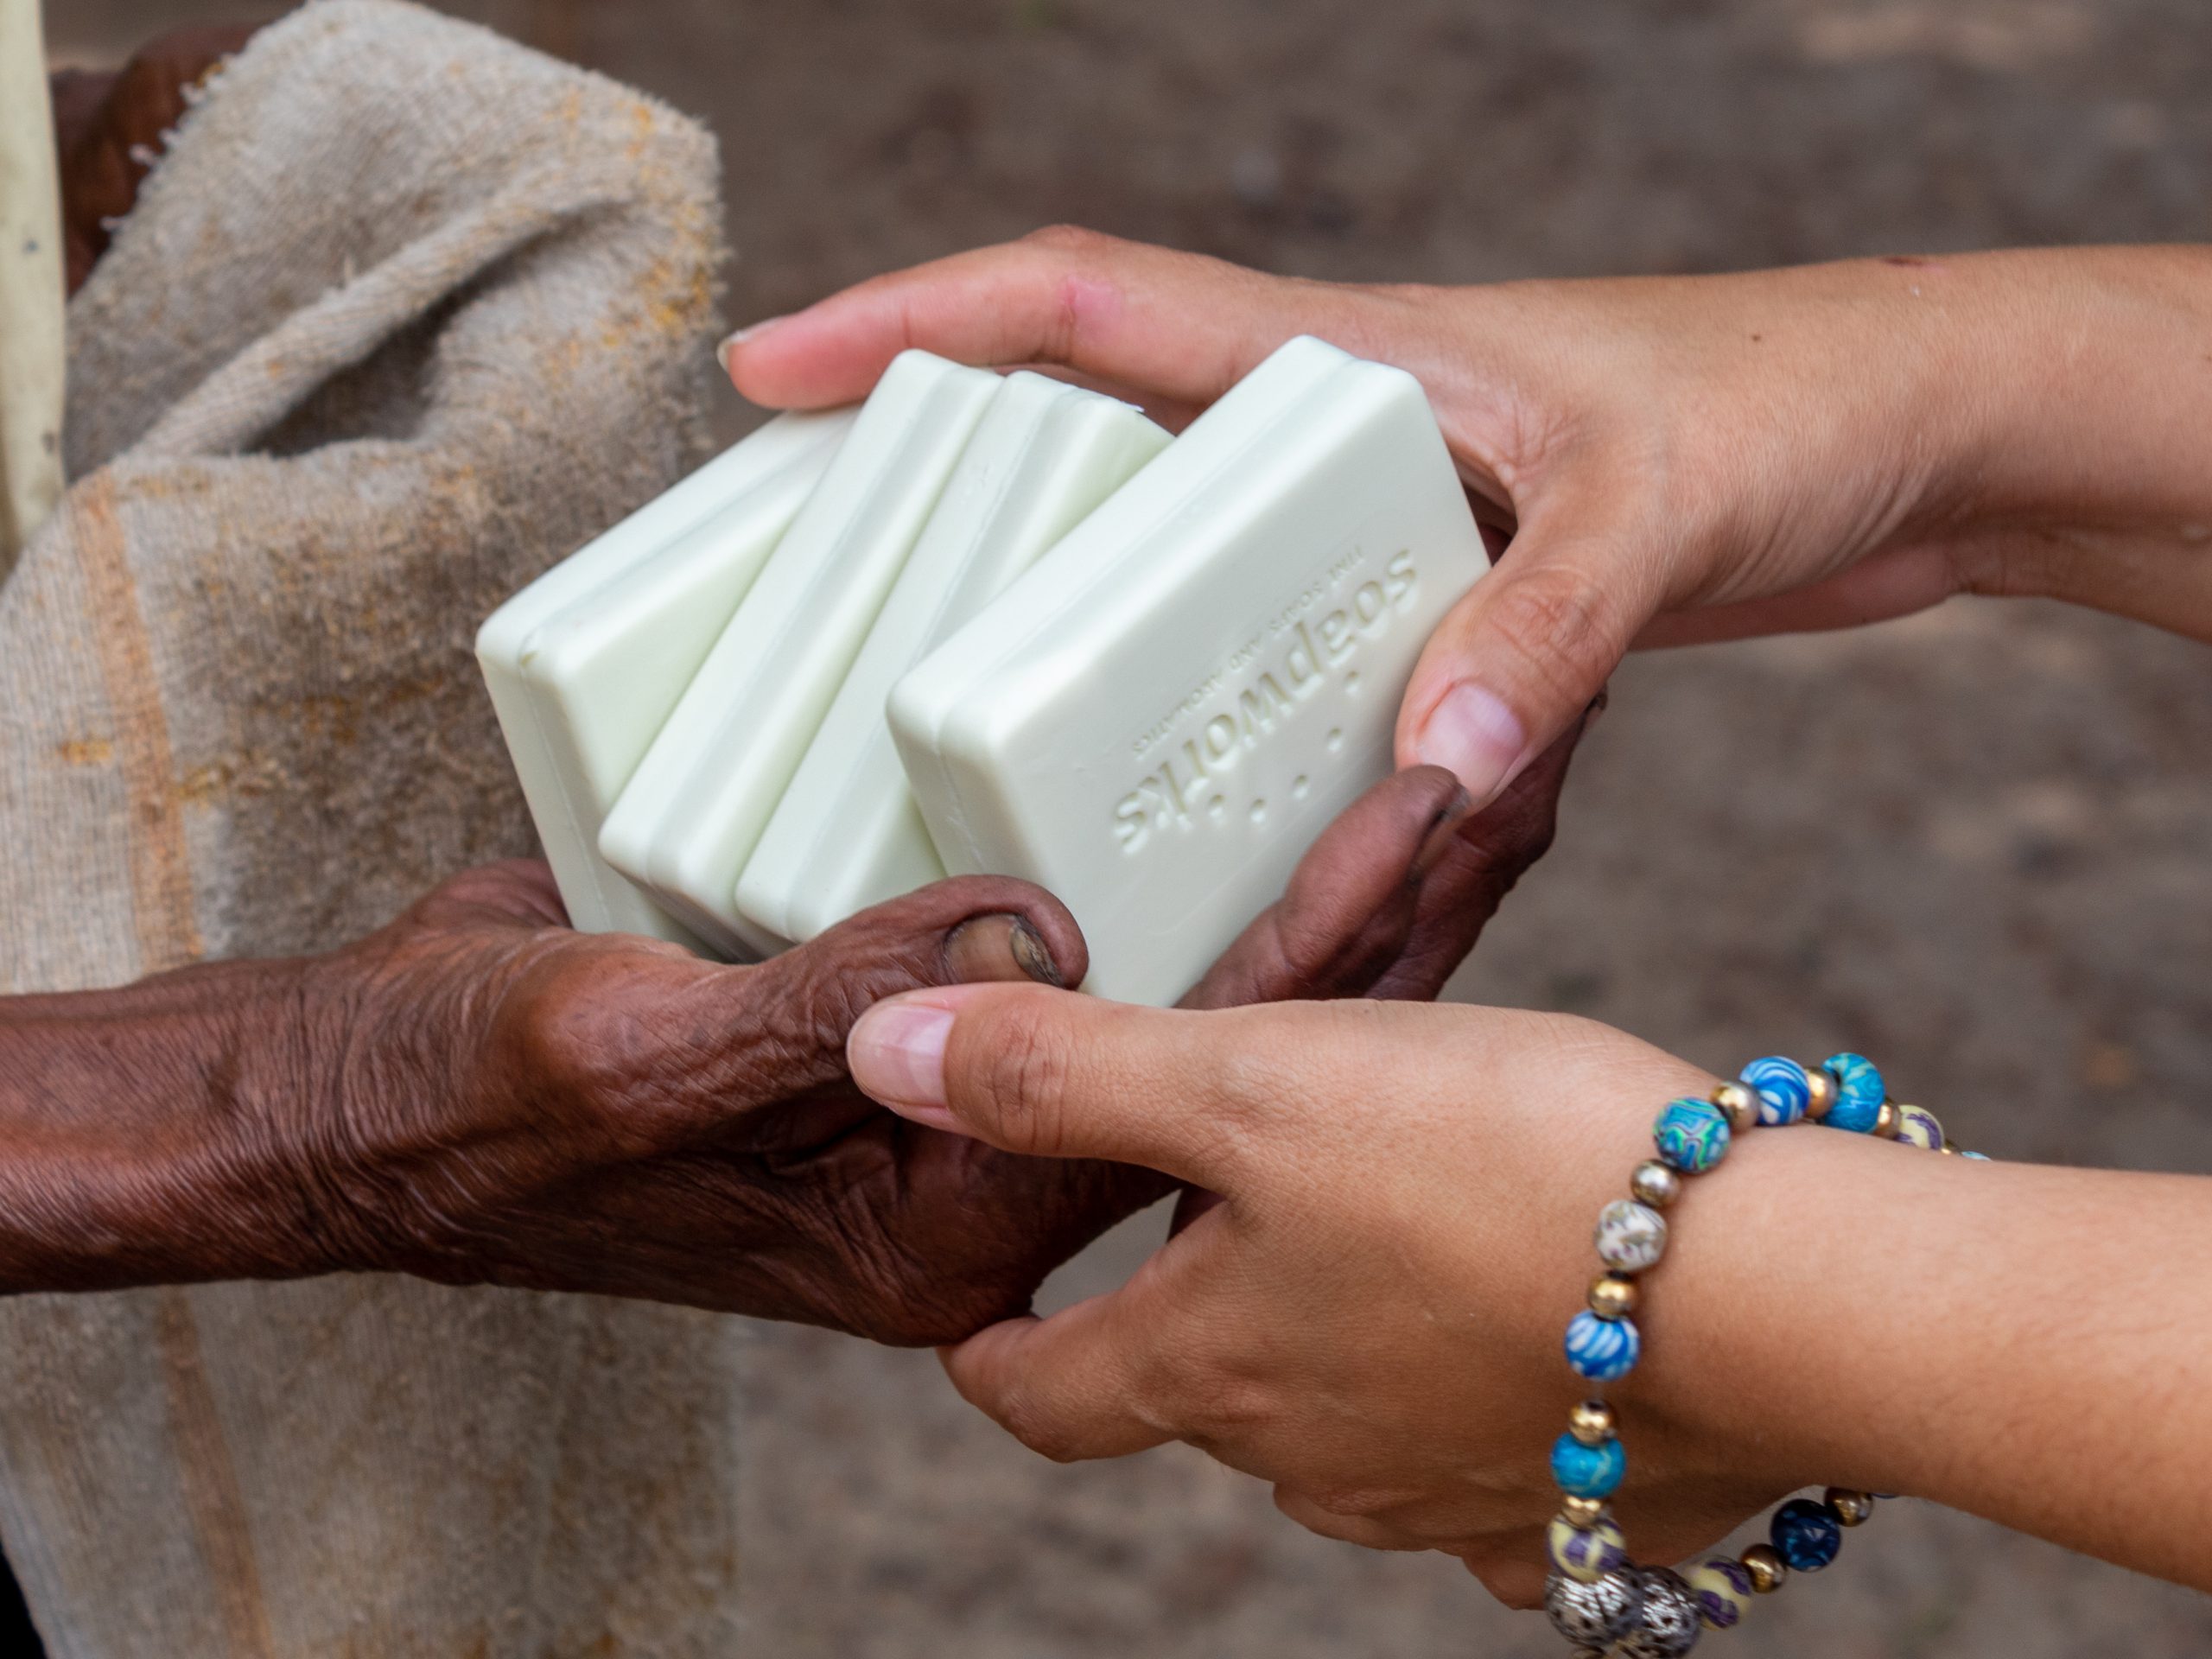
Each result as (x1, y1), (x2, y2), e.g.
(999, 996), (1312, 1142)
(1543, 1053), (1989, 1656)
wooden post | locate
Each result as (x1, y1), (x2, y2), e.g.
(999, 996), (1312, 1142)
(0, 0), (67, 580)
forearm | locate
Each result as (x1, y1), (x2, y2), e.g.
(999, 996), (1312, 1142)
(1905, 245), (2212, 637)
(1565, 247), (2212, 649)
(1648, 1124), (2212, 1588)
(0, 959), (340, 1292)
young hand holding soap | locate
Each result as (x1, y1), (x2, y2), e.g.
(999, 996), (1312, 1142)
(846, 983), (2212, 1610)
(779, 232), (2212, 1620)
(725, 229), (2212, 809)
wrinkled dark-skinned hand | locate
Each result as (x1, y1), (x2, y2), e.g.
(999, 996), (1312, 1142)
(0, 708), (1589, 1342)
(51, 26), (258, 295)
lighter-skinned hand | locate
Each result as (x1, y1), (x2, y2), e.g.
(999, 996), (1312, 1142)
(725, 231), (2212, 806)
(845, 988), (1770, 1606)
(844, 980), (2212, 1605)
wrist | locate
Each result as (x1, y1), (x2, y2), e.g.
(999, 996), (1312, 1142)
(1900, 247), (2212, 626)
(1630, 1102), (1967, 1503)
(1556, 1063), (1832, 1504)
(0, 957), (356, 1291)
(1624, 1119), (1861, 1497)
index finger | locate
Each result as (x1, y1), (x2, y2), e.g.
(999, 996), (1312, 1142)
(724, 227), (1368, 414)
(940, 1232), (1213, 1463)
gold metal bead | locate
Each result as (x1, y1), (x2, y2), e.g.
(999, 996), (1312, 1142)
(1568, 1399), (1617, 1446)
(1560, 1494), (1609, 1529)
(1630, 1160), (1683, 1209)
(1938, 1142), (1961, 1156)
(1589, 1274), (1640, 1320)
(1740, 1543), (1789, 1593)
(1824, 1488), (1875, 1527)
(1709, 1079), (1761, 1133)
(1872, 1098), (1902, 1139)
(1803, 1065), (1838, 1122)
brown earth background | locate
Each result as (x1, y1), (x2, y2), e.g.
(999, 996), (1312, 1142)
(45, 2), (2212, 1655)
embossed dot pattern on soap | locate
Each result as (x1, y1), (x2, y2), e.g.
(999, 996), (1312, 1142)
(479, 337), (1490, 1002)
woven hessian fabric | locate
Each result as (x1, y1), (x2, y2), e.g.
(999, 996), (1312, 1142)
(0, 4), (748, 1652)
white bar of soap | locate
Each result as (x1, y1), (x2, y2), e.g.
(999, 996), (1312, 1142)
(733, 373), (1170, 944)
(475, 410), (855, 946)
(889, 336), (1490, 1006)
(599, 350), (1004, 957)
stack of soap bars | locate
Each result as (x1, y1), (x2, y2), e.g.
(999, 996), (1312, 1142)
(478, 336), (1490, 1006)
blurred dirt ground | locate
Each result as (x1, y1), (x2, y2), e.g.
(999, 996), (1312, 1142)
(47, 1), (2212, 1654)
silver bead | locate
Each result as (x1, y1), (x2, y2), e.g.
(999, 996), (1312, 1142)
(1803, 1065), (1839, 1122)
(1595, 1199), (1668, 1273)
(1630, 1160), (1682, 1209)
(1546, 1568), (1643, 1647)
(1610, 1566), (1703, 1656)
(1708, 1080), (1761, 1133)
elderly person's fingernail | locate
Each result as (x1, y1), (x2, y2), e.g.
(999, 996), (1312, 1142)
(849, 999), (956, 1124)
(945, 913), (1065, 986)
(715, 316), (787, 378)
(1414, 682), (1526, 806)
(1411, 787), (1476, 881)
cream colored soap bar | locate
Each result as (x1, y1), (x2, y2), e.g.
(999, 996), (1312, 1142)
(599, 350), (1003, 958)
(476, 410), (855, 947)
(734, 374), (1170, 944)
(890, 336), (1489, 1007)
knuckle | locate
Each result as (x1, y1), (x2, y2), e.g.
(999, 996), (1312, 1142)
(1204, 1006), (1303, 1113)
(972, 1000), (1082, 1152)
(1173, 1370), (1274, 1452)
(1012, 226), (1131, 365)
(1020, 221), (1116, 257)
(500, 949), (684, 1141)
(1190, 1004), (1371, 1166)
(1486, 557), (1631, 705)
(1209, 1042), (1281, 1126)
(504, 959), (602, 1095)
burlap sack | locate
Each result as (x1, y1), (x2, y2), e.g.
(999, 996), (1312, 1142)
(0, 4), (749, 1653)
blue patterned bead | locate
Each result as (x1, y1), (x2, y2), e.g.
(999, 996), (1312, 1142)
(1770, 1497), (1843, 1571)
(1685, 1554), (1754, 1630)
(1653, 1099), (1731, 1174)
(1739, 1056), (1811, 1126)
(1547, 1515), (1629, 1583)
(1565, 1310), (1641, 1382)
(1551, 1432), (1626, 1498)
(1823, 1052), (1885, 1134)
